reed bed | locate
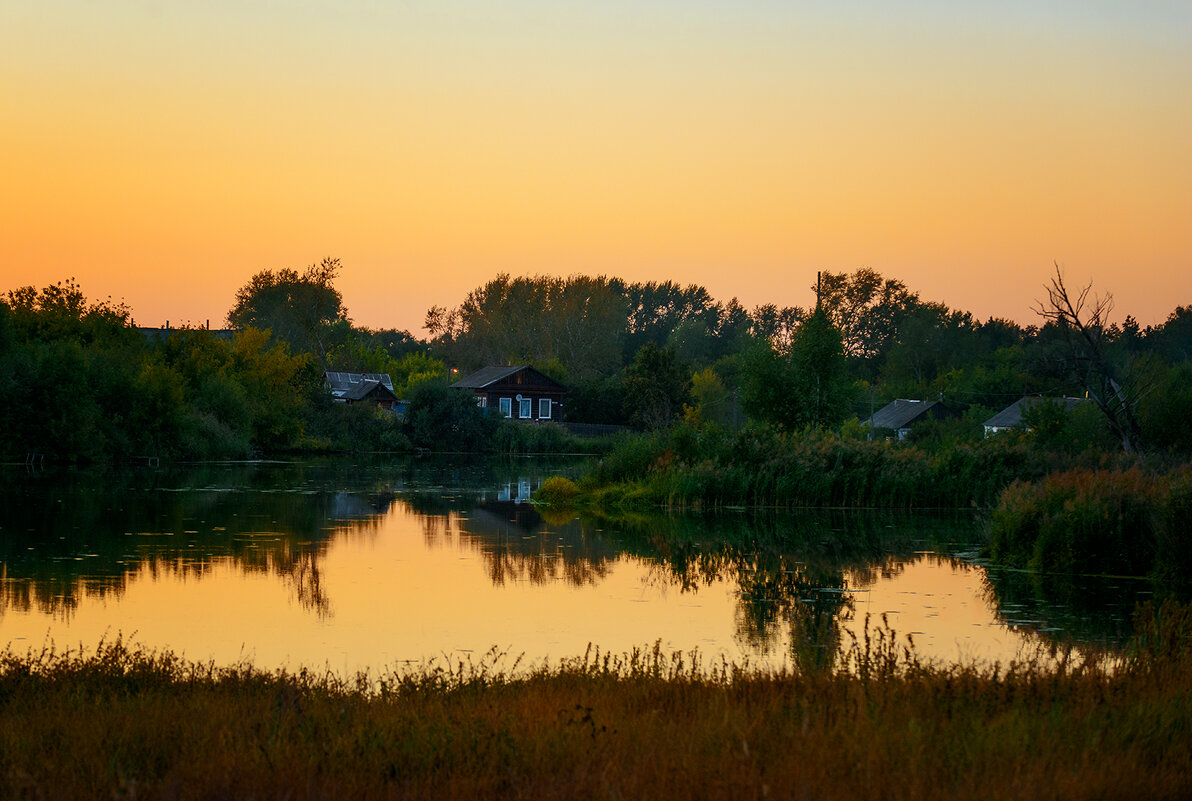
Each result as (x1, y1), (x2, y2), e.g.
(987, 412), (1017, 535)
(2, 606), (1191, 800)
(988, 465), (1192, 583)
(568, 425), (1066, 510)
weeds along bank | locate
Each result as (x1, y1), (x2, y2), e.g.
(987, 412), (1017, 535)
(988, 466), (1192, 585)
(545, 423), (1119, 510)
(2, 605), (1190, 800)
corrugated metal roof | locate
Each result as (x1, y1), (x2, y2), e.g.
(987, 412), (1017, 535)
(866, 399), (941, 431)
(341, 379), (398, 402)
(324, 371), (394, 397)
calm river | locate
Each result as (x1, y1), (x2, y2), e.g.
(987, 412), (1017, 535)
(0, 457), (1153, 674)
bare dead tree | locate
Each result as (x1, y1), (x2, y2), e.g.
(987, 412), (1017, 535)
(1033, 264), (1144, 454)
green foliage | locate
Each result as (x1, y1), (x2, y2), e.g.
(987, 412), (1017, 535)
(570, 423), (1064, 510)
(816, 268), (921, 373)
(684, 366), (732, 427)
(1020, 398), (1117, 454)
(988, 467), (1192, 584)
(391, 351), (446, 395)
(428, 273), (628, 380)
(621, 343), (691, 430)
(490, 421), (597, 455)
(403, 381), (496, 451)
(533, 476), (580, 505)
(904, 407), (985, 450)
(741, 309), (853, 429)
(588, 430), (671, 485)
(1139, 363), (1192, 454)
(226, 258), (346, 363)
(565, 374), (626, 425)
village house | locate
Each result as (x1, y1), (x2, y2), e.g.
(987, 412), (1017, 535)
(323, 371), (402, 412)
(863, 399), (954, 440)
(983, 396), (1091, 437)
(451, 365), (565, 422)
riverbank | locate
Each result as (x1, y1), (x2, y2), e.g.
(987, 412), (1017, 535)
(536, 424), (1109, 511)
(2, 606), (1190, 800)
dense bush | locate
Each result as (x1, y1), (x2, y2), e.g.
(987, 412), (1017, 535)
(403, 380), (497, 451)
(574, 424), (1061, 510)
(490, 421), (599, 455)
(988, 467), (1192, 583)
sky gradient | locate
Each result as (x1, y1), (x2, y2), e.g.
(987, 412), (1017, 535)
(3, 1), (1189, 332)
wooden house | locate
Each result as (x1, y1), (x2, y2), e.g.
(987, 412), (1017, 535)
(324, 371), (401, 411)
(864, 399), (954, 440)
(451, 366), (565, 422)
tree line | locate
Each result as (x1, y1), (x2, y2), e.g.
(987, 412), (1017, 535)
(3, 261), (1191, 461)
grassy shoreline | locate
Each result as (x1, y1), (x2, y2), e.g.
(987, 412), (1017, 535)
(3, 608), (1191, 800)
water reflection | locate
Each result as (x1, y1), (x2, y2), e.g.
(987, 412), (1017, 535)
(0, 463), (398, 619)
(0, 459), (1160, 669)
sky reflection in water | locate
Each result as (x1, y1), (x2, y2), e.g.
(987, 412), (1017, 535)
(0, 459), (1152, 675)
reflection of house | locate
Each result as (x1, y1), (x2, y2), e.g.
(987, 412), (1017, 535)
(864, 399), (953, 440)
(324, 371), (402, 411)
(983, 396), (1091, 437)
(496, 480), (534, 504)
(451, 366), (565, 422)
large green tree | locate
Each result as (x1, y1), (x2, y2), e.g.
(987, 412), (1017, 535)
(227, 258), (346, 365)
(622, 343), (692, 430)
(743, 308), (852, 429)
(816, 268), (921, 376)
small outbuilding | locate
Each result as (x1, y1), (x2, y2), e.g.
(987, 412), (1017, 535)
(864, 399), (953, 440)
(983, 396), (1091, 437)
(451, 365), (565, 422)
(324, 371), (401, 411)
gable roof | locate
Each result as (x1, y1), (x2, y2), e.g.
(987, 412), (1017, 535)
(325, 371), (394, 398)
(341, 379), (398, 403)
(451, 365), (565, 391)
(983, 396), (1091, 429)
(866, 399), (943, 431)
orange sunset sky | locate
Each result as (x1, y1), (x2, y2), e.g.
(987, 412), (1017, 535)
(2, 1), (1189, 334)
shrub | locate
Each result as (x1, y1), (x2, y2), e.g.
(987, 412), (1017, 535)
(533, 476), (580, 505)
(988, 466), (1188, 582)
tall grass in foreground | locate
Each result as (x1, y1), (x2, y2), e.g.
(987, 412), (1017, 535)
(2, 607), (1191, 800)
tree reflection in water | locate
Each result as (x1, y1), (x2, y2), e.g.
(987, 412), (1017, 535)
(414, 497), (977, 671)
(11, 460), (1137, 667)
(596, 510), (967, 672)
(0, 465), (397, 619)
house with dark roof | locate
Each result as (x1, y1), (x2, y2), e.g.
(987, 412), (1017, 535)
(451, 365), (565, 422)
(324, 371), (401, 411)
(863, 399), (953, 440)
(983, 396), (1091, 437)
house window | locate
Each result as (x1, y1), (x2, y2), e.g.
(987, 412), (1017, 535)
(499, 397), (512, 418)
(476, 396), (487, 408)
(519, 398), (532, 418)
(539, 398), (551, 419)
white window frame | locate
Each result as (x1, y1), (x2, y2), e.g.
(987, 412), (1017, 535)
(519, 398), (532, 419)
(539, 398), (551, 419)
(476, 396), (486, 408)
(499, 397), (512, 418)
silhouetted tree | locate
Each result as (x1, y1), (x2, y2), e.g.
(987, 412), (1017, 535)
(227, 258), (346, 365)
(1034, 265), (1144, 454)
